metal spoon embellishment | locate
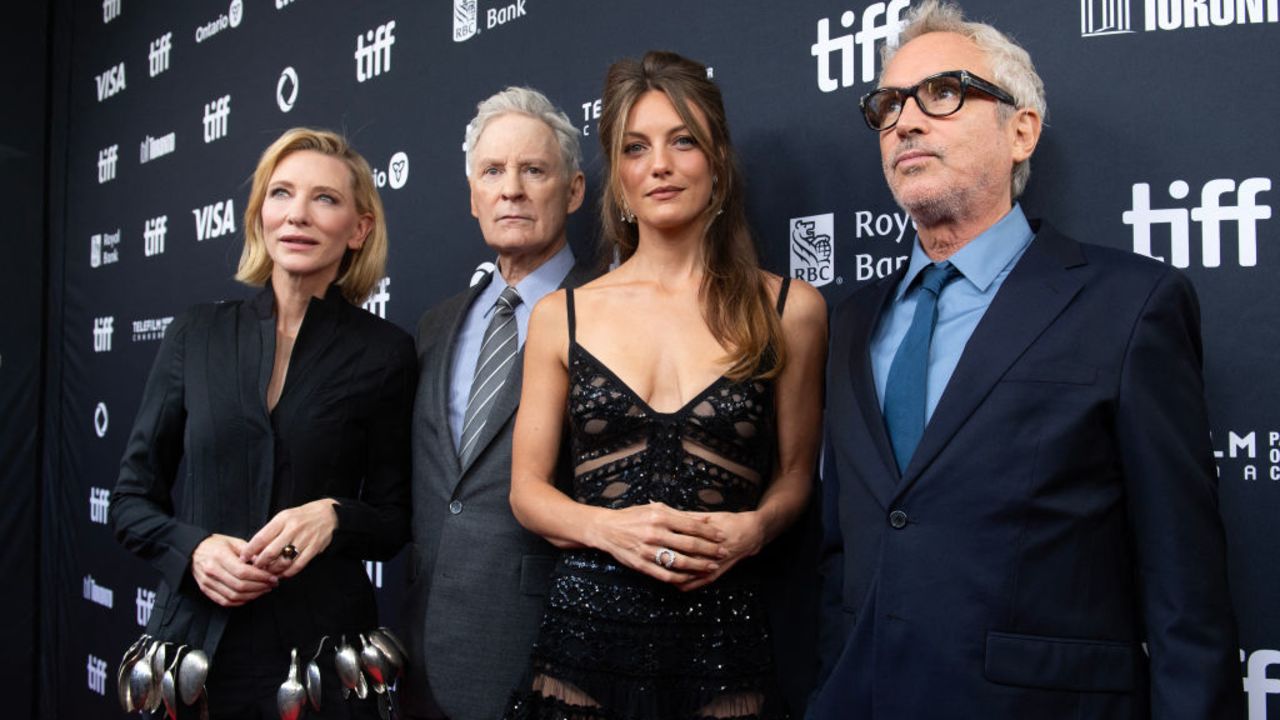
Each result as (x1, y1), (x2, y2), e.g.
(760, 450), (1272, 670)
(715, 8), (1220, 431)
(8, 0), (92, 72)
(178, 648), (210, 706)
(305, 636), (328, 711)
(116, 634), (150, 711)
(127, 640), (159, 713)
(358, 634), (390, 694)
(368, 630), (404, 684)
(160, 645), (188, 720)
(277, 648), (306, 720)
(335, 636), (368, 700)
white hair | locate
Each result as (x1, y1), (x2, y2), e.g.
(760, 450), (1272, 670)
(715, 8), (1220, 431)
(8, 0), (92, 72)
(463, 86), (582, 179)
(882, 0), (1047, 199)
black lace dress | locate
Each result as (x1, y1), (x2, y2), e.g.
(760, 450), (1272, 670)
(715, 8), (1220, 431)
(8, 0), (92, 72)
(504, 282), (791, 720)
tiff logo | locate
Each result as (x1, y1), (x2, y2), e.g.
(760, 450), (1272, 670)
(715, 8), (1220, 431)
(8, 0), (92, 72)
(363, 277), (391, 318)
(1242, 648), (1280, 719)
(144, 215), (168, 256)
(202, 95), (230, 142)
(87, 655), (108, 695)
(89, 487), (110, 524)
(1082, 0), (1135, 35)
(1124, 177), (1272, 268)
(193, 199), (236, 241)
(812, 0), (911, 92)
(355, 21), (396, 82)
(149, 32), (172, 76)
(790, 214), (835, 287)
(92, 316), (114, 353)
(97, 144), (118, 184)
(103, 0), (120, 23)
(136, 588), (156, 626)
(83, 575), (114, 609)
(95, 62), (126, 101)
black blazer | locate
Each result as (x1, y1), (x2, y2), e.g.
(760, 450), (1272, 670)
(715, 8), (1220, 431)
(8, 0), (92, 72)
(110, 284), (416, 656)
(812, 224), (1242, 718)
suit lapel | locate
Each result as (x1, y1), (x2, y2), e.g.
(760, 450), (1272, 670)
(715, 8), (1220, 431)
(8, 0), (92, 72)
(846, 273), (904, 508)
(894, 225), (1087, 496)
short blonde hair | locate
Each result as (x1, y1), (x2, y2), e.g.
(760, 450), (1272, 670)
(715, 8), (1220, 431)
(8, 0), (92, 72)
(236, 128), (387, 304)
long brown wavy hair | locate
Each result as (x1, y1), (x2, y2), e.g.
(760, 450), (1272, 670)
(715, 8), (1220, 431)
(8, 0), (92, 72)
(597, 51), (784, 381)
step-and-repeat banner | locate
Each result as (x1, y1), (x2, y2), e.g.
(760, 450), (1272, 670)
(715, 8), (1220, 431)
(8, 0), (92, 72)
(45, 0), (1278, 717)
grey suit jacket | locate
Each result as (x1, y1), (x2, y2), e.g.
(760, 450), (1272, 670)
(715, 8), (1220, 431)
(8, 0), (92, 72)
(401, 261), (594, 720)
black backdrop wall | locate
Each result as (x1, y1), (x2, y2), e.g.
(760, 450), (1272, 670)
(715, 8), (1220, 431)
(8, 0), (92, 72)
(25, 0), (1280, 718)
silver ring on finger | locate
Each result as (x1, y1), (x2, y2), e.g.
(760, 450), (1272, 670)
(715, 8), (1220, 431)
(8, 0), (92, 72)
(654, 547), (677, 569)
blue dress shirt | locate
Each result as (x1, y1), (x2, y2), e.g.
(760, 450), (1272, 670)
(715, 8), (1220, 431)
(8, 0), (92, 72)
(448, 243), (575, 449)
(870, 205), (1035, 422)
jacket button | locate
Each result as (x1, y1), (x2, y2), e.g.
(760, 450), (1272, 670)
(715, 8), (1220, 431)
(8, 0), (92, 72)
(448, 500), (463, 515)
(888, 510), (908, 529)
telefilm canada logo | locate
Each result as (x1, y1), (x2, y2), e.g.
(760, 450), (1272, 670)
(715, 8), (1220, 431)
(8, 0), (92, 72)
(1123, 176), (1272, 268)
(1081, 0), (1278, 36)
(812, 0), (911, 92)
(790, 214), (836, 287)
(132, 316), (174, 343)
(452, 0), (530, 41)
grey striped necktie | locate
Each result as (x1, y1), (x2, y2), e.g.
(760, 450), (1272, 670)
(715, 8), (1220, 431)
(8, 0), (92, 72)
(458, 285), (522, 465)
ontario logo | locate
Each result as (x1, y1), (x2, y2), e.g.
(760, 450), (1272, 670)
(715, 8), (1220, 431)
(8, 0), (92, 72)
(790, 214), (835, 287)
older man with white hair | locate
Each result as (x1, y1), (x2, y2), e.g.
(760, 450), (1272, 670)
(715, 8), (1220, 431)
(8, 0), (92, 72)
(402, 86), (591, 720)
(813, 2), (1241, 717)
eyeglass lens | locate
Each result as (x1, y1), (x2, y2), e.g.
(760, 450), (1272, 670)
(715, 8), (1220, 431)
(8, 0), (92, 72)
(867, 75), (966, 130)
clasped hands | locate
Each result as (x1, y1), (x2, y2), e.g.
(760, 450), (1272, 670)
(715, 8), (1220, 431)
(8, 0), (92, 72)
(189, 499), (338, 607)
(589, 502), (765, 592)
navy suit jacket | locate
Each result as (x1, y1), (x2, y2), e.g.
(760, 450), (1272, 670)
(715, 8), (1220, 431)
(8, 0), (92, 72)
(811, 223), (1242, 718)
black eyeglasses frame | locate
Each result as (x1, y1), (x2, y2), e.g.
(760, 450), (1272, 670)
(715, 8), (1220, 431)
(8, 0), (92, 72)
(859, 69), (1018, 131)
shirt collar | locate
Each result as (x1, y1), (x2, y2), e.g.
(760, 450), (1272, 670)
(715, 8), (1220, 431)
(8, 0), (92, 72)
(482, 242), (576, 315)
(896, 203), (1034, 300)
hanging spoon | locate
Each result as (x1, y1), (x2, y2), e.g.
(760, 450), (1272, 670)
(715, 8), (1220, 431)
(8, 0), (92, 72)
(277, 648), (306, 720)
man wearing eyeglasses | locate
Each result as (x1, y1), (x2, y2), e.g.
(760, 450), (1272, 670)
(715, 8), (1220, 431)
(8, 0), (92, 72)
(812, 1), (1242, 718)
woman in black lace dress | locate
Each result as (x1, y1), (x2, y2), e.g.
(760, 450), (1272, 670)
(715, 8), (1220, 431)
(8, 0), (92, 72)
(505, 51), (827, 719)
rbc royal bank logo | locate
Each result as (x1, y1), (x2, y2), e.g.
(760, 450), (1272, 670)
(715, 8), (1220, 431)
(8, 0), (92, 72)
(92, 316), (114, 353)
(90, 229), (121, 268)
(355, 21), (396, 82)
(1124, 177), (1272, 267)
(1083, 0), (1277, 36)
(454, 0), (478, 41)
(362, 277), (391, 318)
(791, 214), (835, 287)
(812, 0), (911, 92)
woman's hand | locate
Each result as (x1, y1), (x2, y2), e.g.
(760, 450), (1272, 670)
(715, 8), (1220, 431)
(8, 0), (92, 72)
(587, 502), (728, 585)
(674, 511), (766, 592)
(241, 499), (339, 577)
(191, 534), (278, 607)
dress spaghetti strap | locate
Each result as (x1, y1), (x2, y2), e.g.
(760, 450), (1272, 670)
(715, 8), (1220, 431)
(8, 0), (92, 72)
(776, 277), (792, 315)
(564, 287), (576, 342)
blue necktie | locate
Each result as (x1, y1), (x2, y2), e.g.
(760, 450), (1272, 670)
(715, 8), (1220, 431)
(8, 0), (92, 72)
(883, 262), (960, 473)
